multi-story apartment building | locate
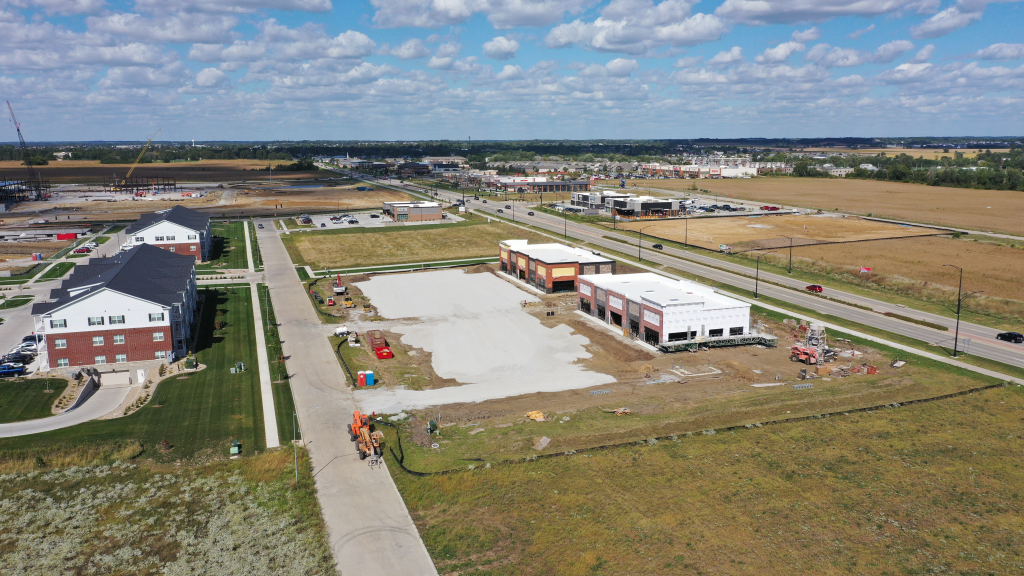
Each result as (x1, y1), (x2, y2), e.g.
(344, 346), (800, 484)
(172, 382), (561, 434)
(123, 206), (211, 261)
(31, 244), (198, 370)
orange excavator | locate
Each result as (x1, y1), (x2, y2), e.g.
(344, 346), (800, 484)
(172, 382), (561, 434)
(790, 345), (819, 365)
(349, 411), (384, 460)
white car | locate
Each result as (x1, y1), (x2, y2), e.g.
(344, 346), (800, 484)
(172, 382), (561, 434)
(84, 242), (98, 248)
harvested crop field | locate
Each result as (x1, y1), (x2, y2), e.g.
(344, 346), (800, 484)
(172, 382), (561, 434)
(757, 235), (1024, 303)
(627, 177), (1024, 236)
(797, 147), (1008, 160)
(0, 159), (320, 184)
(229, 181), (410, 214)
(285, 217), (552, 269)
(618, 214), (946, 252)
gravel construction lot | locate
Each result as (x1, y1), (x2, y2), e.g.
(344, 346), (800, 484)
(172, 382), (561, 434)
(618, 213), (947, 252)
(353, 270), (615, 413)
(0, 159), (321, 184)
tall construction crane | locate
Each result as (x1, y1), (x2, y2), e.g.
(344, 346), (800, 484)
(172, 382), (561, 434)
(6, 100), (43, 200)
(115, 129), (161, 192)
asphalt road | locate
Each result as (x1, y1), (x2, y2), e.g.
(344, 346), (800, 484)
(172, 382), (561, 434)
(0, 385), (131, 438)
(255, 220), (438, 576)
(373, 176), (1024, 371)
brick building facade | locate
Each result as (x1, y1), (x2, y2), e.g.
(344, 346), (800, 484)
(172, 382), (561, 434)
(499, 240), (615, 294)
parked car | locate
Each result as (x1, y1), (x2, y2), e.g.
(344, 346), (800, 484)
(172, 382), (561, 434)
(996, 331), (1024, 343)
(0, 363), (26, 377)
(348, 220), (359, 224)
(527, 211), (535, 216)
(257, 223), (264, 229)
(320, 223), (326, 227)
(73, 248), (90, 254)
(497, 209), (504, 213)
(652, 244), (664, 250)
(84, 242), (98, 248)
(2, 352), (35, 365)
(806, 284), (824, 293)
(22, 335), (43, 344)
(370, 214), (380, 218)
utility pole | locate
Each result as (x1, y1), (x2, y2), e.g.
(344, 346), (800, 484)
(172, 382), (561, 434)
(755, 252), (771, 299)
(942, 264), (982, 358)
(638, 225), (652, 263)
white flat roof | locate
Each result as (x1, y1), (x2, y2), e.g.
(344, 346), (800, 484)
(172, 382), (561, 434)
(384, 201), (441, 208)
(579, 272), (748, 310)
(501, 240), (611, 264)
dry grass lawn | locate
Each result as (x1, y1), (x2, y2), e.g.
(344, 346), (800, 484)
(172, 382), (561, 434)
(626, 177), (1024, 236)
(288, 219), (552, 269)
(391, 384), (1024, 575)
(617, 214), (945, 252)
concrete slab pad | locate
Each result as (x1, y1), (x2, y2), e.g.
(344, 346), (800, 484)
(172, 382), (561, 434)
(353, 270), (615, 413)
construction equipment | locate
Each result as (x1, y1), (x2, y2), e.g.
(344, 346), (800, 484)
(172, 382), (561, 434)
(790, 345), (818, 365)
(343, 297), (355, 308)
(349, 411), (384, 460)
(5, 100), (45, 200)
(112, 129), (160, 192)
(333, 274), (347, 295)
(327, 297), (335, 306)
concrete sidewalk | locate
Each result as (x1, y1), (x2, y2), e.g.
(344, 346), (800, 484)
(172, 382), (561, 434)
(250, 282), (280, 448)
(0, 386), (132, 438)
(255, 221), (438, 576)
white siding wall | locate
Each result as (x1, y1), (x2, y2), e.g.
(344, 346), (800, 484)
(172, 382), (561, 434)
(658, 302), (750, 337)
(38, 290), (171, 336)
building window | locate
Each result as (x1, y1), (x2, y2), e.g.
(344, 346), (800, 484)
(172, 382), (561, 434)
(113, 335), (125, 345)
(155, 351), (166, 360)
(109, 315), (125, 325)
(169, 246), (175, 252)
(95, 356), (107, 365)
(190, 245), (196, 251)
(134, 236), (144, 242)
(88, 316), (104, 326)
(166, 235), (175, 241)
(54, 339), (67, 349)
(149, 313), (164, 322)
(115, 354), (127, 363)
(57, 358), (70, 368)
(708, 328), (724, 337)
(153, 332), (165, 342)
(92, 336), (104, 346)
(154, 236), (165, 241)
(50, 319), (67, 329)
(188, 234), (197, 240)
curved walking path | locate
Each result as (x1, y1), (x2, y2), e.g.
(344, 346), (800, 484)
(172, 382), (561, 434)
(0, 386), (132, 438)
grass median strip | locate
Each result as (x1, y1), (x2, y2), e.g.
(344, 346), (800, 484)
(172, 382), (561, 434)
(38, 262), (75, 280)
(258, 284), (295, 446)
(0, 295), (34, 310)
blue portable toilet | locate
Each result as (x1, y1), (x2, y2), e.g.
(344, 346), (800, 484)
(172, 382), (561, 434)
(366, 370), (375, 386)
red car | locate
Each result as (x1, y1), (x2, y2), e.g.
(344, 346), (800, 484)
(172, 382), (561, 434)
(73, 247), (91, 254)
(806, 284), (823, 293)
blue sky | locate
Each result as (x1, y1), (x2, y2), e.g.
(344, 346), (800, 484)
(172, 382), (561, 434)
(1, 0), (1022, 141)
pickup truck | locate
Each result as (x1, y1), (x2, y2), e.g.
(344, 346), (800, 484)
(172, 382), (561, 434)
(0, 363), (26, 377)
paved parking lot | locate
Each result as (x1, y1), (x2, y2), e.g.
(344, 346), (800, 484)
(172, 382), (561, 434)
(300, 211), (465, 230)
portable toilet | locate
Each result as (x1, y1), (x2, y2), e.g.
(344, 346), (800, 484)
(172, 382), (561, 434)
(366, 371), (375, 386)
(357, 371), (366, 386)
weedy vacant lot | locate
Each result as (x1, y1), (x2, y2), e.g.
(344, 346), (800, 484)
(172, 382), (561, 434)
(284, 215), (552, 269)
(627, 177), (1024, 236)
(0, 449), (335, 576)
(0, 159), (321, 184)
(390, 384), (1024, 575)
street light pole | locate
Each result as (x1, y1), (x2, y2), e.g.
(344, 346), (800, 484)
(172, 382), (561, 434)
(942, 264), (982, 358)
(788, 237), (793, 274)
(638, 225), (652, 263)
(755, 252), (771, 299)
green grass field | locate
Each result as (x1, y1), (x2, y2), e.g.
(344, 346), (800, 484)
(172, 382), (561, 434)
(258, 284), (296, 445)
(38, 262), (75, 280)
(282, 214), (552, 269)
(196, 221), (249, 270)
(390, 384), (1024, 575)
(0, 263), (47, 284)
(0, 287), (266, 460)
(248, 219), (263, 270)
(104, 224), (126, 234)
(0, 295), (33, 310)
(0, 379), (69, 424)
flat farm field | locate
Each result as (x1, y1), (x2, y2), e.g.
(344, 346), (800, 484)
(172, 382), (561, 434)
(627, 177), (1024, 236)
(0, 159), (321, 184)
(284, 216), (552, 269)
(618, 214), (945, 252)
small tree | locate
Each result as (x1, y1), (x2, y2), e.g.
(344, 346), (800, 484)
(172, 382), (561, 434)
(158, 363), (166, 377)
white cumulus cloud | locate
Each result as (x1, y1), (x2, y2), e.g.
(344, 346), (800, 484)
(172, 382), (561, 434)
(546, 0), (727, 55)
(708, 45), (743, 65)
(196, 67), (229, 86)
(974, 42), (1024, 60)
(910, 4), (983, 39)
(873, 39), (916, 63)
(715, 0), (940, 25)
(134, 0), (332, 13)
(482, 36), (520, 60)
(369, 0), (593, 29)
(383, 38), (432, 59)
(910, 44), (935, 62)
(847, 23), (875, 39)
(496, 64), (524, 80)
(791, 27), (819, 41)
(86, 12), (239, 44)
(755, 41), (805, 63)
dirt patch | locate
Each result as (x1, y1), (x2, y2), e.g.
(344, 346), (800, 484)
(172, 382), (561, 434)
(0, 159), (320, 184)
(617, 214), (946, 252)
(626, 177), (1024, 236)
(0, 239), (76, 261)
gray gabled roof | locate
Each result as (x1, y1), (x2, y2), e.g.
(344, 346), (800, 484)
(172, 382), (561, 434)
(125, 205), (209, 235)
(32, 244), (194, 316)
